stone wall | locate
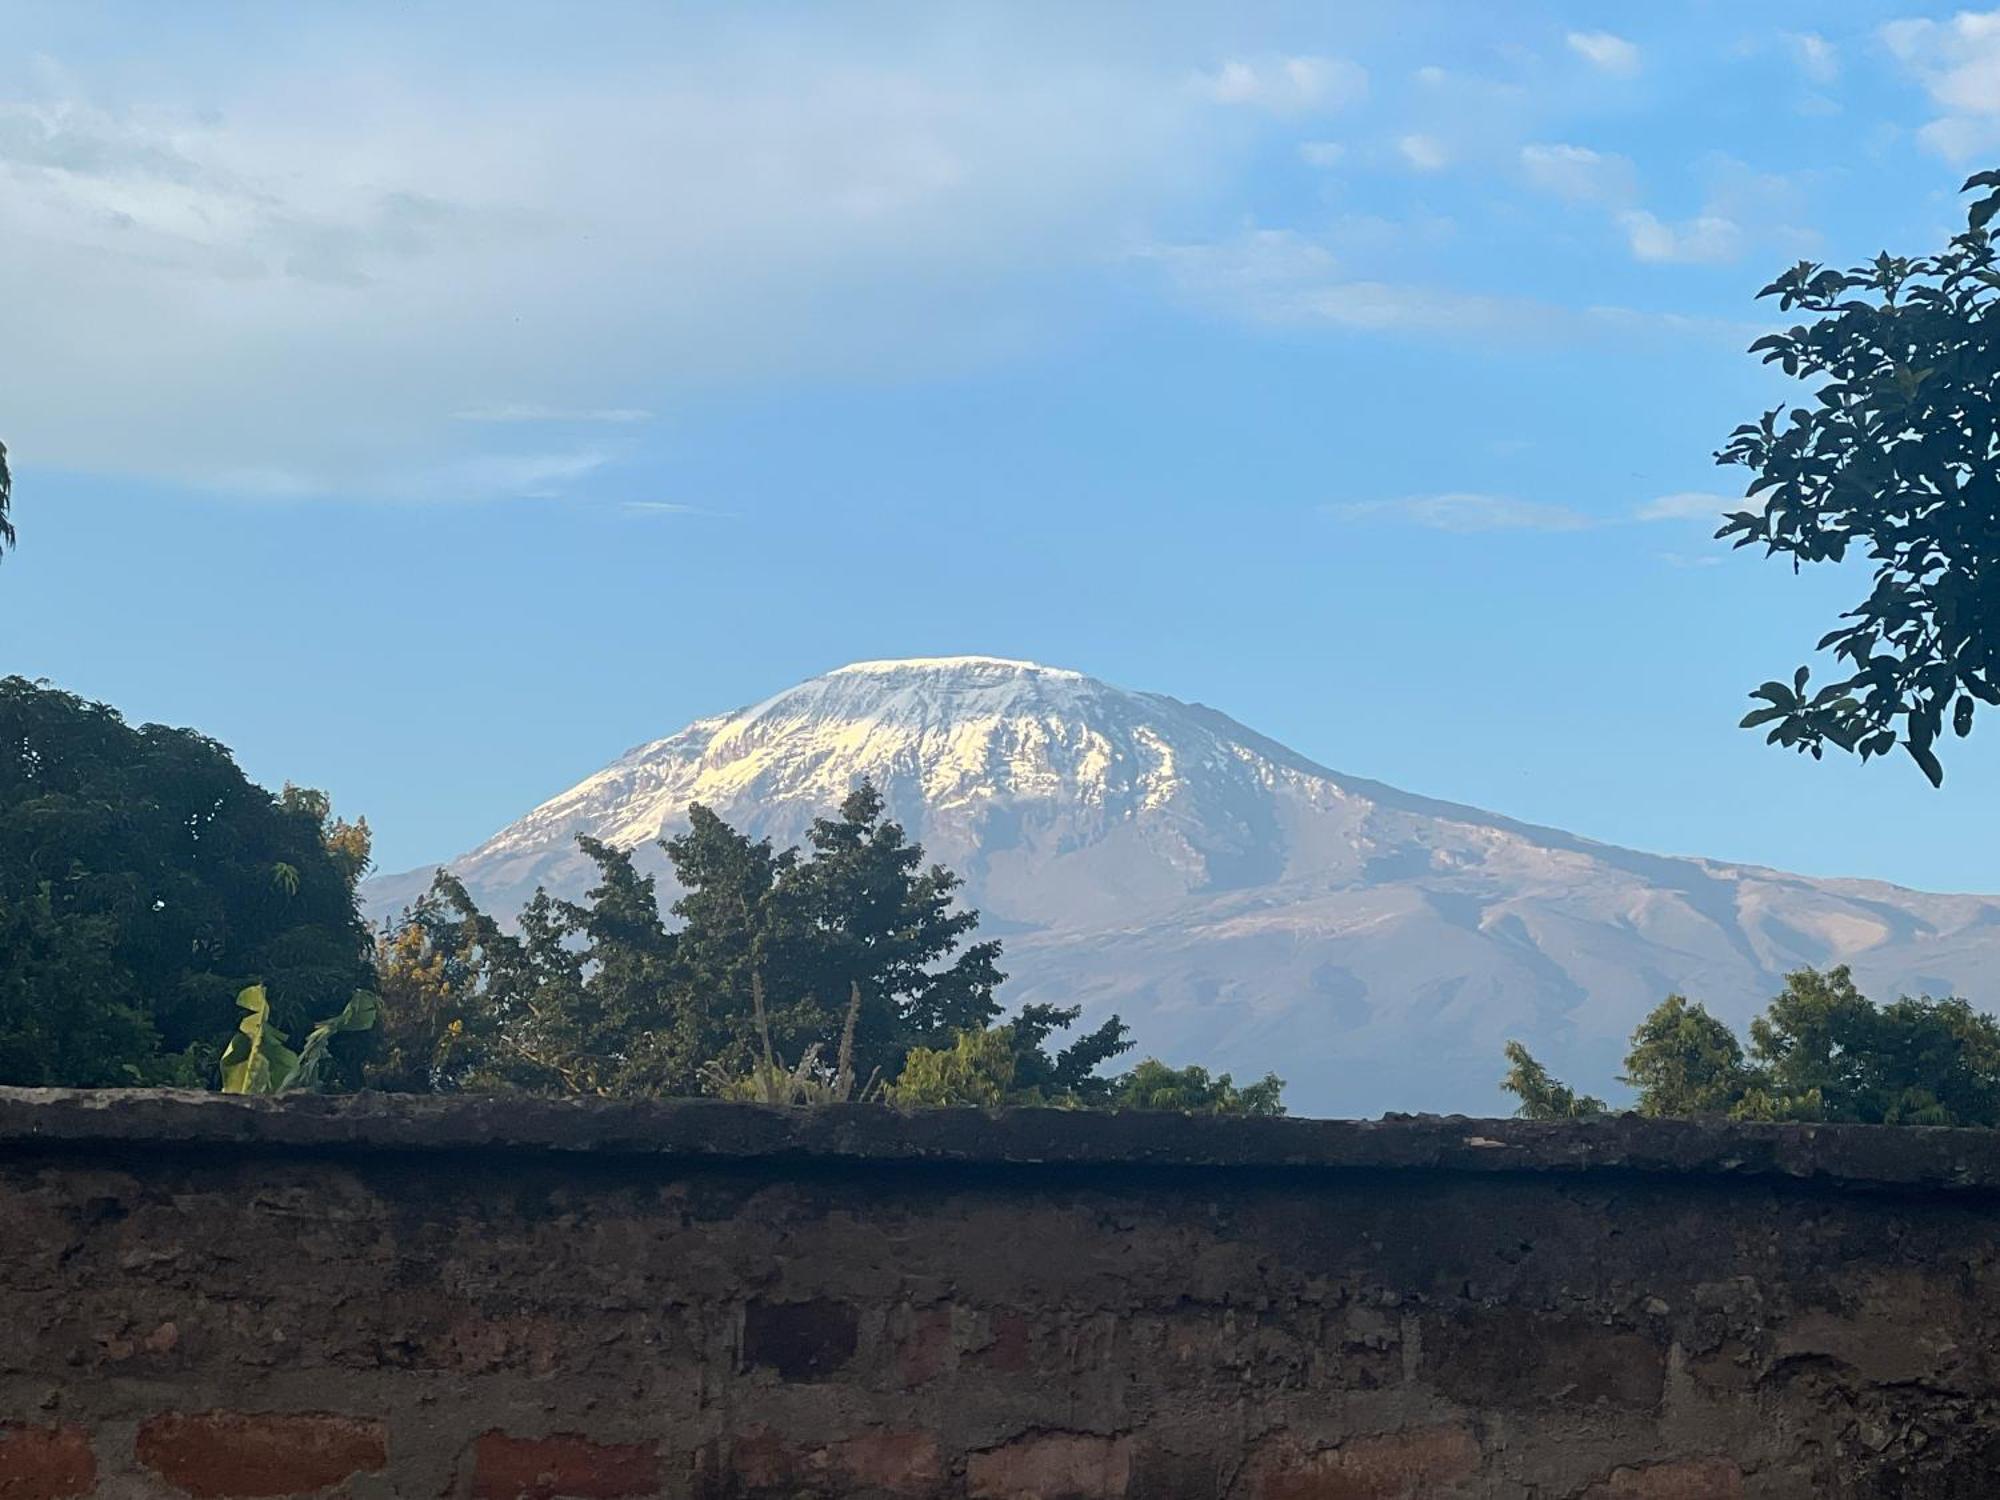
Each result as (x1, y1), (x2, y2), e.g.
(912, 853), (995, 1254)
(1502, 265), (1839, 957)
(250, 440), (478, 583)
(5, 1090), (2000, 1498)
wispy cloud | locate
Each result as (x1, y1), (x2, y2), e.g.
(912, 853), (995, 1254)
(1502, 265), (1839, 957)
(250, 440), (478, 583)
(1145, 229), (1757, 344)
(1197, 56), (1367, 114)
(1634, 491), (1739, 522)
(1397, 134), (1449, 173)
(1328, 493), (1593, 533)
(1619, 209), (1743, 264)
(0, 27), (1219, 494)
(1884, 10), (2000, 160)
(1785, 31), (1840, 86)
(454, 404), (653, 424)
(620, 500), (733, 518)
(1144, 230), (1544, 336)
(1519, 143), (1636, 202)
(1298, 141), (1346, 168)
(1329, 489), (1758, 538)
(1566, 31), (1642, 76)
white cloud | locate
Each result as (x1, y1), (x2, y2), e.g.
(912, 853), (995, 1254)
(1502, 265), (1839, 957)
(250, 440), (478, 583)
(1298, 140), (1346, 168)
(454, 405), (653, 424)
(1329, 493), (1593, 533)
(1145, 229), (1543, 336)
(1619, 209), (1744, 264)
(1884, 10), (2000, 159)
(1398, 134), (1449, 172)
(1634, 491), (1739, 522)
(1786, 32), (1839, 85)
(1566, 31), (1642, 76)
(1146, 228), (1756, 344)
(1198, 56), (1367, 114)
(621, 500), (729, 518)
(1519, 143), (1635, 202)
(0, 28), (1219, 497)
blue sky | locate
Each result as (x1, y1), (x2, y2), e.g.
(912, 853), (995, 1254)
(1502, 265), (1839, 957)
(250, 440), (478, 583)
(6, 0), (2000, 888)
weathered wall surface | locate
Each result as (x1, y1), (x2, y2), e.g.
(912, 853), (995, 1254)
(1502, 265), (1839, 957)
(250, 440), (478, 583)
(5, 1092), (2000, 1499)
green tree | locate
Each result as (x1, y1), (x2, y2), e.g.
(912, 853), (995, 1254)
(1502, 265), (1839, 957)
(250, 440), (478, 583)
(773, 782), (1006, 1081)
(1107, 1058), (1286, 1116)
(369, 872), (499, 1093)
(1621, 994), (1754, 1117)
(1499, 1040), (1607, 1119)
(1749, 965), (2000, 1125)
(0, 677), (374, 1086)
(658, 805), (796, 1085)
(1007, 1002), (1133, 1104)
(1722, 171), (2000, 785)
(884, 1006), (1135, 1109)
(884, 1025), (1018, 1108)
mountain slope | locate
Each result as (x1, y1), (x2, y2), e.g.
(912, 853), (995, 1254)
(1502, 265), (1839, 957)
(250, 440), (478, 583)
(363, 656), (2000, 1116)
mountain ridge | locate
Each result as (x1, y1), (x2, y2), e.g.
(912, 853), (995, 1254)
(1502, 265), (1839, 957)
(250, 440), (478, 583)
(363, 656), (2000, 1115)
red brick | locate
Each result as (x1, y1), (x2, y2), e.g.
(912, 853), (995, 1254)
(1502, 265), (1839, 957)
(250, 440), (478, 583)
(1254, 1424), (1480, 1500)
(137, 1412), (385, 1498)
(979, 1311), (1033, 1374)
(1582, 1457), (1744, 1499)
(815, 1431), (942, 1495)
(967, 1432), (1131, 1499)
(470, 1432), (659, 1500)
(0, 1424), (94, 1500)
(897, 1306), (955, 1386)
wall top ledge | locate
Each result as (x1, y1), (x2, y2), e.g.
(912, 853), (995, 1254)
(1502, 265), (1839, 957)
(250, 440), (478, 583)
(3, 1087), (1999, 1192)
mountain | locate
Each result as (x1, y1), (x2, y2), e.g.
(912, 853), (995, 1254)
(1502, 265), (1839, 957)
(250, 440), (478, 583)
(363, 656), (2000, 1116)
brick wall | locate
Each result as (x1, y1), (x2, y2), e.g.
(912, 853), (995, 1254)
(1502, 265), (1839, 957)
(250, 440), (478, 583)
(5, 1090), (2000, 1498)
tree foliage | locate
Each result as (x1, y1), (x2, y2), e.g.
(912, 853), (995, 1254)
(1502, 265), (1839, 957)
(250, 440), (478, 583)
(1499, 1040), (1606, 1120)
(1721, 171), (2000, 785)
(1619, 995), (1754, 1117)
(370, 784), (1284, 1113)
(1104, 1058), (1287, 1116)
(0, 677), (375, 1087)
(217, 984), (379, 1095)
(376, 783), (1023, 1099)
(1503, 966), (2000, 1127)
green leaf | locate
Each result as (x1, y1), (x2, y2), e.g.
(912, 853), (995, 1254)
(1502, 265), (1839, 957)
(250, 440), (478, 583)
(218, 985), (299, 1095)
(292, 989), (382, 1091)
(1907, 738), (1946, 788)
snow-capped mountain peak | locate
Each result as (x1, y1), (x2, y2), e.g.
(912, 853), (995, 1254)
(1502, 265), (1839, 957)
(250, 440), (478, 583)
(365, 658), (2000, 1116)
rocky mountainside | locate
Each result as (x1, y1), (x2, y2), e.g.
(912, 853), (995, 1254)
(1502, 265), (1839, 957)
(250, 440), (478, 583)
(363, 656), (2000, 1115)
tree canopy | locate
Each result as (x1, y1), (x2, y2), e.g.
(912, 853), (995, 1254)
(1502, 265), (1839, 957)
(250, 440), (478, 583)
(1722, 171), (2000, 785)
(1504, 966), (2000, 1127)
(0, 676), (375, 1086)
(373, 783), (1282, 1113)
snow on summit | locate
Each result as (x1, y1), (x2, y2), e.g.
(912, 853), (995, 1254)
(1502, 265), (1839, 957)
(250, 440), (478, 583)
(364, 658), (2000, 1116)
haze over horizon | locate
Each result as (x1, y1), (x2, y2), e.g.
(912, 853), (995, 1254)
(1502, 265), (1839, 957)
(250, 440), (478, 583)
(8, 1), (2000, 896)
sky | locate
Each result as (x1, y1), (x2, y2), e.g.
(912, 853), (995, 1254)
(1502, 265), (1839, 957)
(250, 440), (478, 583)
(5, 0), (2000, 888)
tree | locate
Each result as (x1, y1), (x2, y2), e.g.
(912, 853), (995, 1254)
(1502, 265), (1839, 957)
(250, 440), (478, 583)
(0, 439), (13, 563)
(1722, 171), (2000, 785)
(370, 789), (1155, 1107)
(884, 1024), (1018, 1108)
(773, 782), (1006, 1081)
(1748, 965), (2000, 1125)
(1499, 967), (2000, 1127)
(1007, 1002), (1133, 1104)
(1621, 995), (1755, 1117)
(0, 677), (375, 1087)
(884, 1006), (1136, 1109)
(1106, 1058), (1287, 1116)
(1499, 1041), (1606, 1120)
(369, 872), (499, 1093)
